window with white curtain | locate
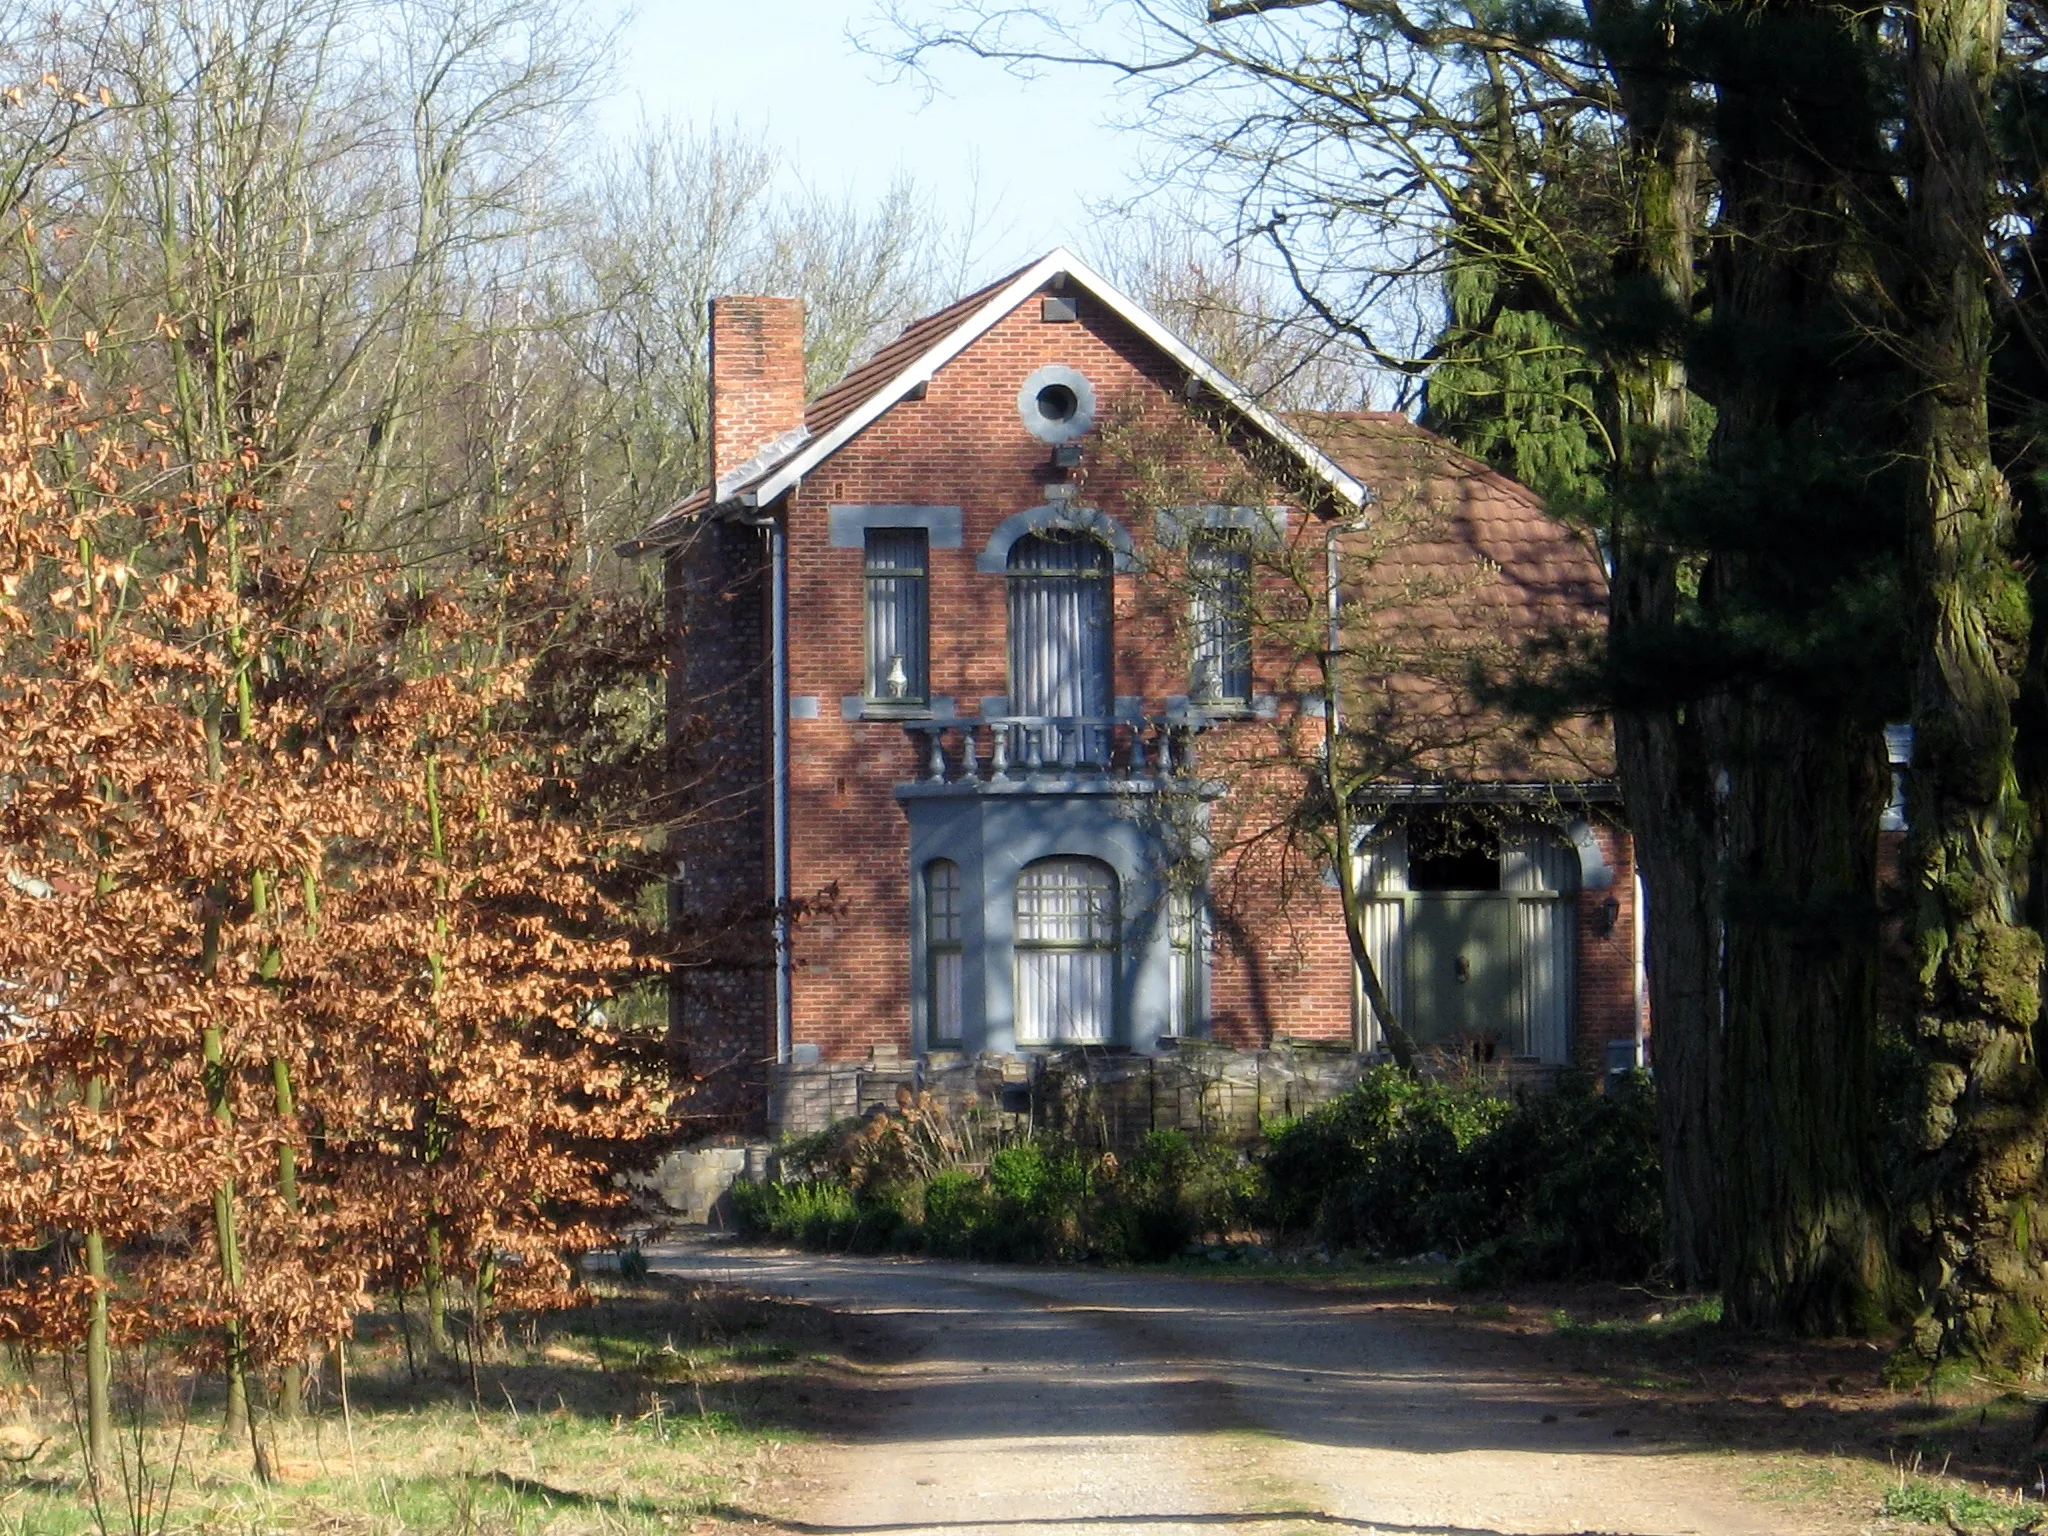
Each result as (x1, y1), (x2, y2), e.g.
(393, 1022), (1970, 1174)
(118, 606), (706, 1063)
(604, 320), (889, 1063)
(1014, 856), (1118, 1045)
(1007, 530), (1111, 762)
(1188, 534), (1251, 705)
(925, 859), (963, 1046)
(864, 528), (928, 705)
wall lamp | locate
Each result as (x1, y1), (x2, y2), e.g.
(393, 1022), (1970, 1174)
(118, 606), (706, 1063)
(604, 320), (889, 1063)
(1592, 895), (1621, 938)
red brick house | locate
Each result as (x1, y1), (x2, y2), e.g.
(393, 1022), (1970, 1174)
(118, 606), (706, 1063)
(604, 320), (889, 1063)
(628, 250), (1646, 1129)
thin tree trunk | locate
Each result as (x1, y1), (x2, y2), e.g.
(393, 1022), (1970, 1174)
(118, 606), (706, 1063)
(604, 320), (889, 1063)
(272, 1052), (303, 1418)
(1900, 0), (2048, 1373)
(424, 1222), (450, 1359)
(202, 1018), (260, 1465)
(82, 1080), (110, 1479)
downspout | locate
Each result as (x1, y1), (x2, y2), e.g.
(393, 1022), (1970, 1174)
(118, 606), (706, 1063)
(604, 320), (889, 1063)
(770, 513), (793, 1065)
(1632, 867), (1648, 1068)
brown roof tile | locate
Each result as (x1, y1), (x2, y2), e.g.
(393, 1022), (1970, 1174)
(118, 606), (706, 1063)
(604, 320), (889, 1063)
(1285, 411), (1615, 784)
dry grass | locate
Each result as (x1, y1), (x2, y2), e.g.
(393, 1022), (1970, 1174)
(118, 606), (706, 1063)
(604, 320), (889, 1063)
(0, 1277), (837, 1536)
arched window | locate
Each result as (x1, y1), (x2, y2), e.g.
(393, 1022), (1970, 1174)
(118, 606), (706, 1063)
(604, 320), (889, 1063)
(1014, 856), (1118, 1045)
(1007, 530), (1111, 765)
(925, 860), (964, 1047)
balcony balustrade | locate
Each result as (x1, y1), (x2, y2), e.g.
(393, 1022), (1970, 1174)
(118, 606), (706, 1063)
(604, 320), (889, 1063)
(900, 714), (1210, 791)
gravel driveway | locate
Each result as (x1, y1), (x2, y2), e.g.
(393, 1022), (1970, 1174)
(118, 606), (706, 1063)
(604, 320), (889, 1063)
(649, 1239), (1809, 1536)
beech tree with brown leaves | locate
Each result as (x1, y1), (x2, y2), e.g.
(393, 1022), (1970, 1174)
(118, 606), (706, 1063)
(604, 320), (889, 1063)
(0, 342), (666, 1481)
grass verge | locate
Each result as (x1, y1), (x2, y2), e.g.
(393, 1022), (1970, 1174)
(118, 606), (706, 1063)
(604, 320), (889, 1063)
(0, 1275), (835, 1536)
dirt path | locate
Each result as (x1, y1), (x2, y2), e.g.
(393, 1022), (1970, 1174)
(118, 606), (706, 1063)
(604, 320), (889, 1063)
(650, 1240), (1828, 1536)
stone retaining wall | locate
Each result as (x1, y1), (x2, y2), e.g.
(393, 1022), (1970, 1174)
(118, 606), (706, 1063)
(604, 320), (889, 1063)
(645, 1043), (1570, 1224)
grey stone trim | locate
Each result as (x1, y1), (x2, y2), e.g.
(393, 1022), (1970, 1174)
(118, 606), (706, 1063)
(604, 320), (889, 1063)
(1153, 504), (1290, 547)
(976, 503), (1138, 573)
(980, 696), (1010, 719)
(788, 695), (819, 720)
(828, 504), (963, 549)
(1565, 815), (1617, 889)
(900, 785), (1214, 1057)
(1016, 364), (1096, 444)
(1252, 694), (1279, 719)
(842, 695), (954, 721)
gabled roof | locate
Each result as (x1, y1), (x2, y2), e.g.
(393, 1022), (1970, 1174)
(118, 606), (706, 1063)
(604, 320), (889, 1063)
(627, 249), (1369, 552)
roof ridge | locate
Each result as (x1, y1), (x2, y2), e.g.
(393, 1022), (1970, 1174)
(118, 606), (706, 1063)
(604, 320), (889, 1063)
(628, 247), (1367, 550)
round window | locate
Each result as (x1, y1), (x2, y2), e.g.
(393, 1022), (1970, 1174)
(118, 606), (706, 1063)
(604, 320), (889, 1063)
(1016, 365), (1095, 444)
(1036, 383), (1078, 423)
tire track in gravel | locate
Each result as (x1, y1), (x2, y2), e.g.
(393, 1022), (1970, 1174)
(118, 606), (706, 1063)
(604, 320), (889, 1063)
(651, 1239), (1821, 1536)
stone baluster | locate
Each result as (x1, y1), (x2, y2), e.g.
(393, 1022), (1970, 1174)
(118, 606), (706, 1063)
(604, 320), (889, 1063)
(926, 725), (948, 782)
(958, 722), (982, 785)
(990, 724), (1011, 781)
(1127, 720), (1148, 773)
(1024, 721), (1046, 773)
(1057, 721), (1077, 771)
(1154, 722), (1175, 778)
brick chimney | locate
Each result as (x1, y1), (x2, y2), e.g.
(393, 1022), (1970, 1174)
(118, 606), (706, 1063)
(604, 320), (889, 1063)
(709, 295), (807, 487)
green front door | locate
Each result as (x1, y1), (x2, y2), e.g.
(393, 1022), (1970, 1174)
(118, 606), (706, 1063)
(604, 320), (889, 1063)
(1406, 895), (1516, 1046)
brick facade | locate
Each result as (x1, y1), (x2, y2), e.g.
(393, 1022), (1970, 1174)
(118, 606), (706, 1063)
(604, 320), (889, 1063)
(656, 261), (1647, 1120)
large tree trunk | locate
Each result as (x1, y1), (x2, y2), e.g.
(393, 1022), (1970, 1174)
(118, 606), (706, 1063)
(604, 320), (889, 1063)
(1597, 50), (1720, 1286)
(1613, 703), (1723, 1287)
(1686, 0), (1905, 1332)
(1716, 695), (1898, 1331)
(1899, 0), (2048, 1374)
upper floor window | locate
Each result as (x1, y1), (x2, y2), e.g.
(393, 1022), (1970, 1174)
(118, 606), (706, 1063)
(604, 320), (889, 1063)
(864, 528), (928, 706)
(1015, 855), (1119, 1045)
(1188, 534), (1251, 706)
(1007, 529), (1112, 763)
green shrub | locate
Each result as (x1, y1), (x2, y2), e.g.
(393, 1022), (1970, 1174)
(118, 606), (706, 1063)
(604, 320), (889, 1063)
(740, 1069), (1661, 1286)
(727, 1178), (859, 1248)
(1092, 1130), (1260, 1261)
(1264, 1066), (1662, 1284)
(922, 1169), (991, 1255)
(1454, 1071), (1661, 1284)
(1265, 1067), (1510, 1254)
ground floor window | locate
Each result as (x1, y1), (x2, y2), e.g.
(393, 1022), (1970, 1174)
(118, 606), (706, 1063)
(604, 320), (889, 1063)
(925, 859), (964, 1046)
(1015, 855), (1119, 1045)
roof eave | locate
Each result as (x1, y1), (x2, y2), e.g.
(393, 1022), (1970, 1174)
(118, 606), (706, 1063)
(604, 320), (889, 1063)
(750, 247), (1369, 512)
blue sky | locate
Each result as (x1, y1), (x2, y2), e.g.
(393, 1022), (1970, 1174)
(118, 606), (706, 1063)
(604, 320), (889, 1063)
(599, 1), (1151, 269)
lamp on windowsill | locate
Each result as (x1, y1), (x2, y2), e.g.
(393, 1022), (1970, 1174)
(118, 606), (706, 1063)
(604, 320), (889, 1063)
(886, 655), (909, 700)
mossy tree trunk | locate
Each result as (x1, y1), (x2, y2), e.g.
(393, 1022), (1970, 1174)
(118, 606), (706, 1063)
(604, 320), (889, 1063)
(1900, 0), (2048, 1374)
